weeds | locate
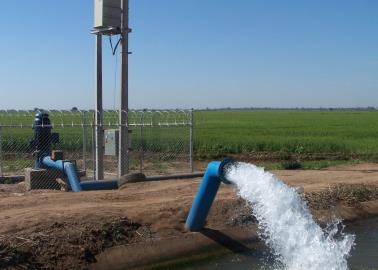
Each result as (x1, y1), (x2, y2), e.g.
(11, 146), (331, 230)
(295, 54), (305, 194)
(305, 184), (378, 210)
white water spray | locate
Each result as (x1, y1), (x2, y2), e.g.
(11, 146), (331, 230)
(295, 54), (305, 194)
(225, 162), (355, 270)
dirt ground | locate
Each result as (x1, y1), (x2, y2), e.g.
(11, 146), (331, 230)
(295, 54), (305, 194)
(1, 163), (378, 269)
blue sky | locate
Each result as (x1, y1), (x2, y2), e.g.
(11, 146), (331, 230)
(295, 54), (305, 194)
(0, 0), (377, 110)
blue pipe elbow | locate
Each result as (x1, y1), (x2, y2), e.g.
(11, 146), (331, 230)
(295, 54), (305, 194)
(185, 159), (234, 232)
(42, 156), (82, 192)
(42, 156), (119, 192)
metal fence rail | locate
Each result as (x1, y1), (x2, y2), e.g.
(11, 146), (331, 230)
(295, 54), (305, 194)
(0, 109), (193, 179)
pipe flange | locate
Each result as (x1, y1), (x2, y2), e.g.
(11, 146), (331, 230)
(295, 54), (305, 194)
(219, 158), (236, 184)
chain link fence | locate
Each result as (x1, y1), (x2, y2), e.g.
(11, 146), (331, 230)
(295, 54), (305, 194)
(0, 109), (193, 183)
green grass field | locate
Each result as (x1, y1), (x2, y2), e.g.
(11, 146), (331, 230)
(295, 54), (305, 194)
(194, 110), (378, 160)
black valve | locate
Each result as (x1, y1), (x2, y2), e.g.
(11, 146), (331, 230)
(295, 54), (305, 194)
(30, 111), (59, 167)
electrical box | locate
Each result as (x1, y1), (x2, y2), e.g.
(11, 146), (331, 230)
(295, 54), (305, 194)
(105, 129), (119, 156)
(94, 0), (121, 29)
(104, 129), (132, 156)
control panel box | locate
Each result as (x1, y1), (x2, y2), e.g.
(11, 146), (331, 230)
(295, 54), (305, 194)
(94, 0), (121, 29)
(105, 129), (119, 156)
(104, 129), (132, 156)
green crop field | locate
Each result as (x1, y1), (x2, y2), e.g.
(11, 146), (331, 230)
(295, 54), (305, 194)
(1, 109), (378, 161)
(194, 110), (378, 160)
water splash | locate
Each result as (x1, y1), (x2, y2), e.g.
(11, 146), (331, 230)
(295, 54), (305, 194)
(225, 162), (355, 270)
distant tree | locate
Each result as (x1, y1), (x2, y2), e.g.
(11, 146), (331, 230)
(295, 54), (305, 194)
(34, 107), (39, 112)
(71, 107), (78, 112)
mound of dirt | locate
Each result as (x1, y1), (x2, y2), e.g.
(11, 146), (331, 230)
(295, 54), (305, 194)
(0, 217), (145, 269)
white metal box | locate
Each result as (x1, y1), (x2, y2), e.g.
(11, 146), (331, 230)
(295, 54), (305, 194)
(94, 0), (121, 29)
(104, 129), (132, 156)
(105, 129), (119, 156)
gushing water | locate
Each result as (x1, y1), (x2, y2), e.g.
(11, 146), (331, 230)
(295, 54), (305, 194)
(225, 162), (355, 270)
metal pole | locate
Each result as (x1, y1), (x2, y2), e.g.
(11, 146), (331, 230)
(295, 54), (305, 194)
(189, 109), (194, 172)
(82, 111), (87, 171)
(118, 0), (129, 177)
(95, 34), (104, 180)
(0, 126), (3, 177)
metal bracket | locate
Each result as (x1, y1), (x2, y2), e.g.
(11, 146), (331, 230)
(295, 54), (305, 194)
(91, 27), (132, 36)
(91, 26), (121, 36)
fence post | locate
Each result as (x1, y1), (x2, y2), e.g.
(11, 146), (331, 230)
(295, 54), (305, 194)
(139, 111), (144, 173)
(82, 111), (87, 172)
(189, 109), (194, 172)
(92, 112), (96, 179)
(0, 126), (3, 177)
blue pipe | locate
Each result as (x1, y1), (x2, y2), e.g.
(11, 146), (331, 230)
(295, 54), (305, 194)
(42, 156), (82, 192)
(42, 156), (119, 192)
(80, 180), (118, 191)
(185, 159), (234, 232)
